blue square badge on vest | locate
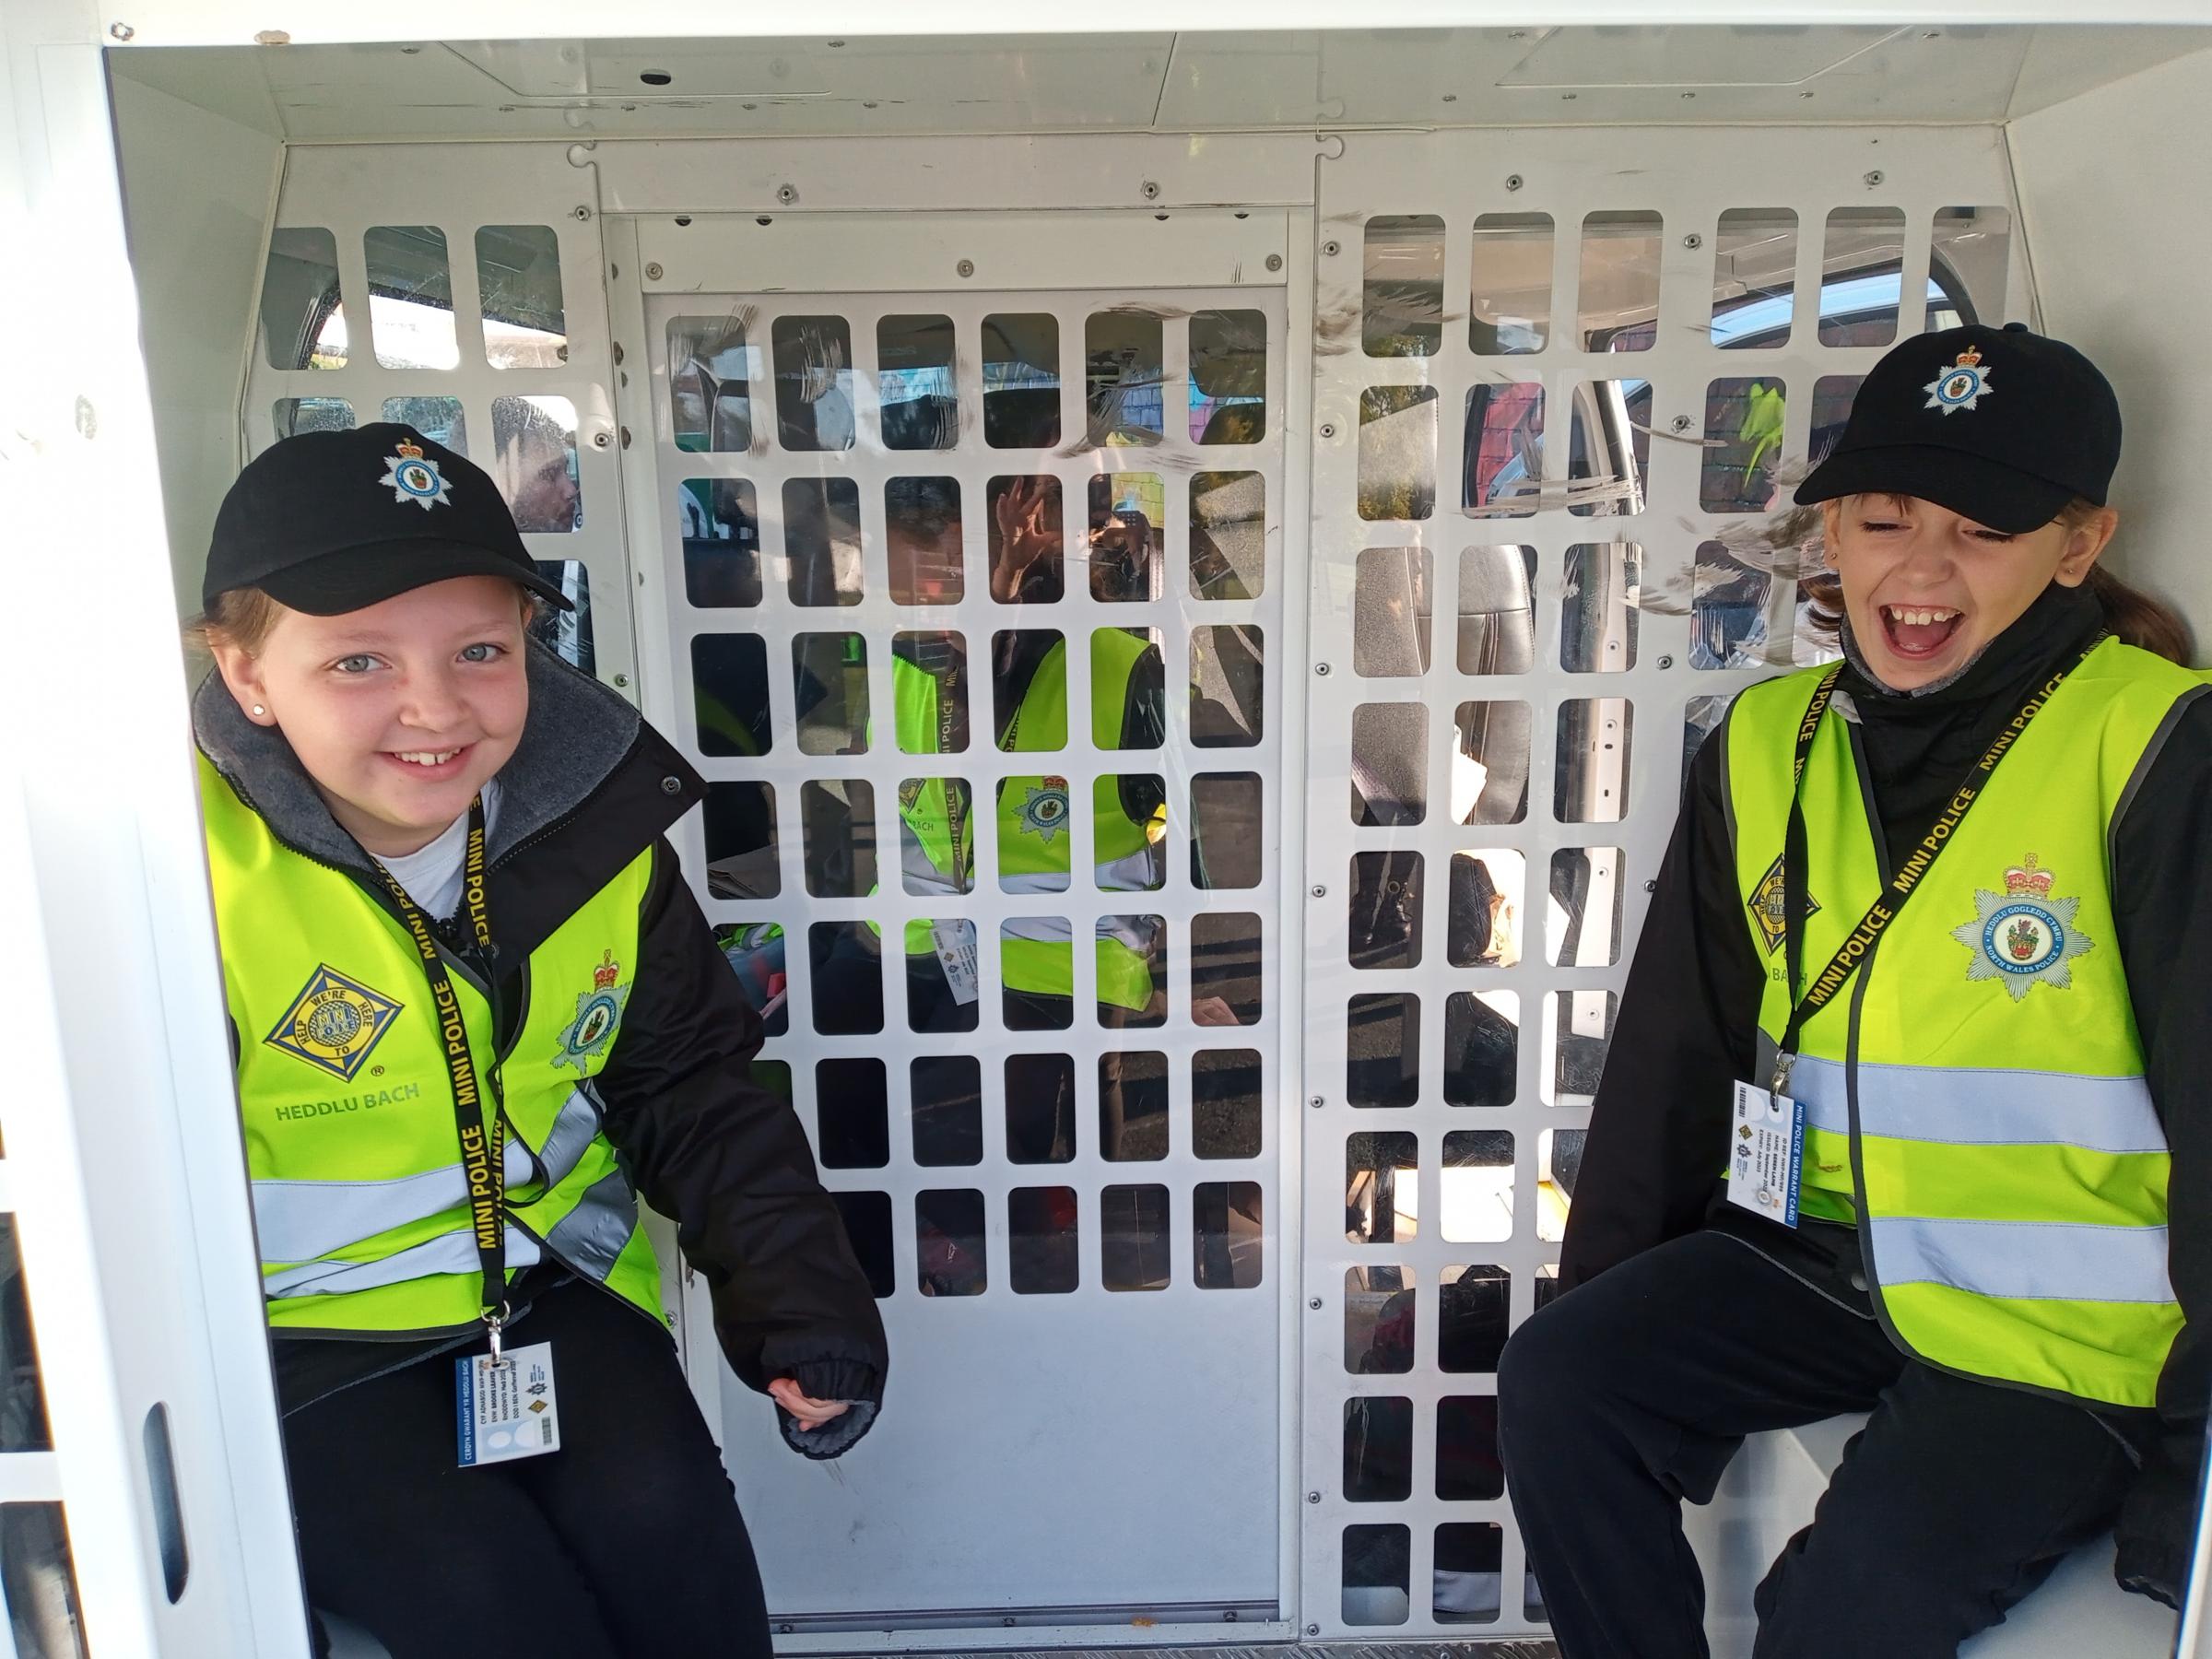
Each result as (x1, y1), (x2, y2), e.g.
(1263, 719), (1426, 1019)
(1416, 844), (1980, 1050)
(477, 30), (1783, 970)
(552, 951), (632, 1074)
(1950, 854), (2094, 1001)
(264, 964), (404, 1082)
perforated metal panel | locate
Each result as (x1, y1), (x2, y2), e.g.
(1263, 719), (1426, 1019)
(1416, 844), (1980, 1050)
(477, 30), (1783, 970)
(1299, 124), (2029, 1640)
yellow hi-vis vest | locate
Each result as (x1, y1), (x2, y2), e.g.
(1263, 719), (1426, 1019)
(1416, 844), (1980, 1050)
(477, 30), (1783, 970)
(890, 630), (1160, 1011)
(198, 756), (665, 1337)
(1724, 638), (2196, 1406)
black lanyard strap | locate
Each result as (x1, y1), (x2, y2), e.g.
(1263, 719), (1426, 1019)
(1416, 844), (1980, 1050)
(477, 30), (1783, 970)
(1770, 634), (2106, 1092)
(372, 796), (510, 1353)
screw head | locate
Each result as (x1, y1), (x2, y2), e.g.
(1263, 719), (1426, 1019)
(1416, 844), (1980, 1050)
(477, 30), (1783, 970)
(1865, 170), (1885, 187)
(109, 20), (134, 40)
(1309, 1297), (1323, 1310)
(1671, 415), (1693, 434)
(956, 258), (976, 278)
(1683, 232), (1703, 250)
(613, 673), (630, 688)
(592, 431), (611, 448)
(1441, 92), (1458, 103)
(662, 776), (684, 796)
(1314, 662), (1332, 677)
(1506, 173), (1524, 191)
(1307, 1625), (1322, 1638)
(1265, 253), (1284, 273)
(1318, 421), (1336, 439)
(1311, 884), (1327, 898)
(1658, 654), (1675, 669)
(777, 183), (800, 205)
(1644, 878), (1658, 893)
(1141, 180), (1161, 200)
(1306, 1490), (1322, 1504)
(573, 206), (592, 220)
(1309, 1094), (1324, 1109)
(644, 262), (664, 280)
(1322, 239), (1342, 257)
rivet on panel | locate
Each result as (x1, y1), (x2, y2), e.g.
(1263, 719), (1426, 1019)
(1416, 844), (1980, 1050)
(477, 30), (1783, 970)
(1865, 171), (1885, 187)
(592, 431), (611, 449)
(1317, 422), (1336, 439)
(957, 259), (976, 279)
(109, 20), (134, 39)
(1306, 1491), (1322, 1504)
(1644, 878), (1658, 893)
(1309, 1298), (1323, 1310)
(73, 397), (97, 441)
(573, 206), (592, 221)
(1682, 233), (1702, 250)
(1321, 240), (1342, 257)
(1506, 173), (1524, 191)
(1441, 93), (1458, 104)
(1311, 885), (1327, 899)
(1314, 662), (1332, 676)
(644, 262), (664, 281)
(777, 183), (800, 206)
(1141, 180), (1162, 200)
(1265, 253), (1284, 272)
(613, 674), (630, 688)
(1671, 415), (1693, 434)
(1658, 654), (1675, 669)
(611, 341), (625, 365)
(1307, 1625), (1322, 1638)
(1309, 1095), (1325, 1109)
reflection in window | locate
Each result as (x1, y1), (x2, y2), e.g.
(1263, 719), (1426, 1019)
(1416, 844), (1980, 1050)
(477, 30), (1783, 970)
(1344, 1524), (1412, 1629)
(1554, 699), (1633, 824)
(261, 227), (346, 370)
(1345, 1396), (1414, 1502)
(887, 477), (963, 605)
(1547, 848), (1625, 969)
(1006, 1053), (1076, 1164)
(1579, 210), (1662, 353)
(1448, 851), (1524, 968)
(878, 314), (957, 451)
(713, 922), (788, 1037)
(1191, 626), (1264, 748)
(771, 315), (855, 451)
(679, 478), (761, 608)
(1437, 1398), (1503, 1502)
(366, 225), (459, 371)
(1562, 543), (1641, 673)
(1347, 1131), (1419, 1243)
(1191, 469), (1265, 600)
(907, 917), (979, 1036)
(1818, 208), (1906, 347)
(1703, 379), (1785, 512)
(703, 782), (778, 900)
(1440, 1265), (1510, 1372)
(1693, 539), (1772, 670)
(1359, 387), (1438, 521)
(912, 1055), (982, 1166)
(1809, 373), (1862, 472)
(1546, 990), (1618, 1106)
(1539, 1125), (1587, 1242)
(830, 1192), (894, 1299)
(273, 398), (353, 438)
(1088, 474), (1163, 602)
(815, 1058), (888, 1169)
(893, 631), (970, 754)
(1345, 1266), (1413, 1373)
(1435, 1520), (1505, 1624)
(1464, 383), (1546, 518)
(1711, 208), (1798, 349)
(1354, 547), (1431, 677)
(1100, 914), (1167, 1030)
(1003, 920), (1072, 1032)
(793, 633), (867, 756)
(799, 780), (876, 898)
(383, 395), (467, 454)
(993, 629), (1067, 751)
(1194, 1049), (1262, 1159)
(1101, 1184), (1171, 1291)
(1459, 546), (1537, 675)
(1472, 211), (1553, 355)
(477, 225), (567, 370)
(1568, 380), (1650, 518)
(1194, 1182), (1262, 1288)
(692, 634), (772, 758)
(1929, 206), (2010, 331)
(1191, 310), (1266, 442)
(784, 477), (863, 606)
(1441, 1129), (1514, 1242)
(1191, 772), (1263, 889)
(917, 1189), (986, 1297)
(1009, 1187), (1079, 1293)
(1536, 1263), (1563, 1314)
(986, 475), (1064, 604)
(1351, 703), (1429, 828)
(1452, 700), (1533, 827)
(809, 922), (883, 1036)
(1095, 774), (1165, 892)
(491, 396), (580, 532)
(1686, 693), (1735, 771)
(532, 561), (594, 676)
(1348, 994), (1419, 1108)
(1086, 310), (1164, 445)
(1100, 1050), (1169, 1162)
(1100, 627), (1171, 750)
(997, 776), (1071, 893)
(1444, 991), (1518, 1108)
(898, 785), (974, 898)
(669, 315), (753, 452)
(1191, 912), (1262, 1027)
(982, 313), (1061, 449)
(1349, 852), (1423, 971)
(1365, 215), (1444, 357)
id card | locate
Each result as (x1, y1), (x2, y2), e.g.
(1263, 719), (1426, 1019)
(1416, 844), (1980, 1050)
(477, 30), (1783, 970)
(455, 1341), (560, 1467)
(933, 921), (981, 1006)
(1724, 1080), (1806, 1229)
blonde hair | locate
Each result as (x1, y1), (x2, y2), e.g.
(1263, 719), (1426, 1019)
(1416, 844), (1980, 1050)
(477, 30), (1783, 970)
(189, 582), (540, 656)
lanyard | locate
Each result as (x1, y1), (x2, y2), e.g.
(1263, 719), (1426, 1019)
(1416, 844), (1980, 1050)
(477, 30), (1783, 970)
(371, 796), (511, 1359)
(1769, 634), (2106, 1094)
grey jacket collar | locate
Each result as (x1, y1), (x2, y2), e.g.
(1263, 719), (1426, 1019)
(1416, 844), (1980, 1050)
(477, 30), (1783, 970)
(194, 643), (643, 875)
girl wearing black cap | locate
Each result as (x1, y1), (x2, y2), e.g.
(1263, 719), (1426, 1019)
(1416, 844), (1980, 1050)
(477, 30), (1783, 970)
(1497, 326), (2206, 1655)
(191, 425), (886, 1658)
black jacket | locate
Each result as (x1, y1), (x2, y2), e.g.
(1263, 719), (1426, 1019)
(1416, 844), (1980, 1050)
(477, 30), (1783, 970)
(1559, 582), (2208, 1605)
(195, 645), (888, 1458)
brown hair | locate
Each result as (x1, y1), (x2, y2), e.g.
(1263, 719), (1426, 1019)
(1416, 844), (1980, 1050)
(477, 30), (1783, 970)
(189, 586), (286, 655)
(1802, 497), (2194, 665)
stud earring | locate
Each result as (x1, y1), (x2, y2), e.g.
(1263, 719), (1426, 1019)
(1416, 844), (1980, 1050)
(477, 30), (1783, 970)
(252, 704), (266, 717)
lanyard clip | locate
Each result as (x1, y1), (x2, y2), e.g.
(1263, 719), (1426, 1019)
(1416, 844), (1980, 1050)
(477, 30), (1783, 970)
(484, 1302), (510, 1367)
(1771, 1051), (1796, 1097)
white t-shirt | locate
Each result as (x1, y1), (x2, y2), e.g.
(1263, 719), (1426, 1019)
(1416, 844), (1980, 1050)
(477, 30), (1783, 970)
(380, 781), (502, 920)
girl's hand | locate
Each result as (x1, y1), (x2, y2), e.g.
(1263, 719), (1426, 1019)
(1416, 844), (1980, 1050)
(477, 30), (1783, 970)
(768, 1377), (851, 1431)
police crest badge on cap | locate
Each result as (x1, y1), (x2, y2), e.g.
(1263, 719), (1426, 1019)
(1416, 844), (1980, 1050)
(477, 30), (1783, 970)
(380, 435), (454, 511)
(1924, 343), (1994, 416)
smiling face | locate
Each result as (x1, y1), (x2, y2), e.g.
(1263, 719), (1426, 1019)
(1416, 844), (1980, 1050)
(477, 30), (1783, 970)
(1819, 493), (2117, 690)
(211, 576), (531, 857)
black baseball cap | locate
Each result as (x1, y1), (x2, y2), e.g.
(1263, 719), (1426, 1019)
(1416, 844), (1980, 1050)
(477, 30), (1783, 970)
(1794, 323), (2120, 535)
(203, 423), (573, 614)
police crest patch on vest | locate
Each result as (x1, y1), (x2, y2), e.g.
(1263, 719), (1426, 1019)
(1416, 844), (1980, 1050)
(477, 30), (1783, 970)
(265, 963), (405, 1081)
(1747, 853), (1819, 956)
(553, 950), (632, 1072)
(1949, 854), (2094, 1000)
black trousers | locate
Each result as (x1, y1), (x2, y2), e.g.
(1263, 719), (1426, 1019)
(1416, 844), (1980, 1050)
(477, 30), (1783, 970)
(285, 1281), (771, 1659)
(1497, 1230), (2138, 1658)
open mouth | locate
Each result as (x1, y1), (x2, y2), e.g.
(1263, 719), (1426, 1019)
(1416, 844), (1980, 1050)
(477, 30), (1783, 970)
(1878, 604), (1964, 662)
(381, 745), (473, 779)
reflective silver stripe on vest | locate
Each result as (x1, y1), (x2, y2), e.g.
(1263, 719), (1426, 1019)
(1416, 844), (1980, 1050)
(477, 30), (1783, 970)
(1001, 913), (1074, 944)
(253, 1088), (606, 1265)
(542, 1167), (640, 1281)
(999, 873), (1073, 898)
(1869, 1216), (2175, 1305)
(1784, 1056), (2165, 1154)
(264, 1225), (544, 1298)
(1096, 846), (1160, 893)
(900, 830), (965, 898)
